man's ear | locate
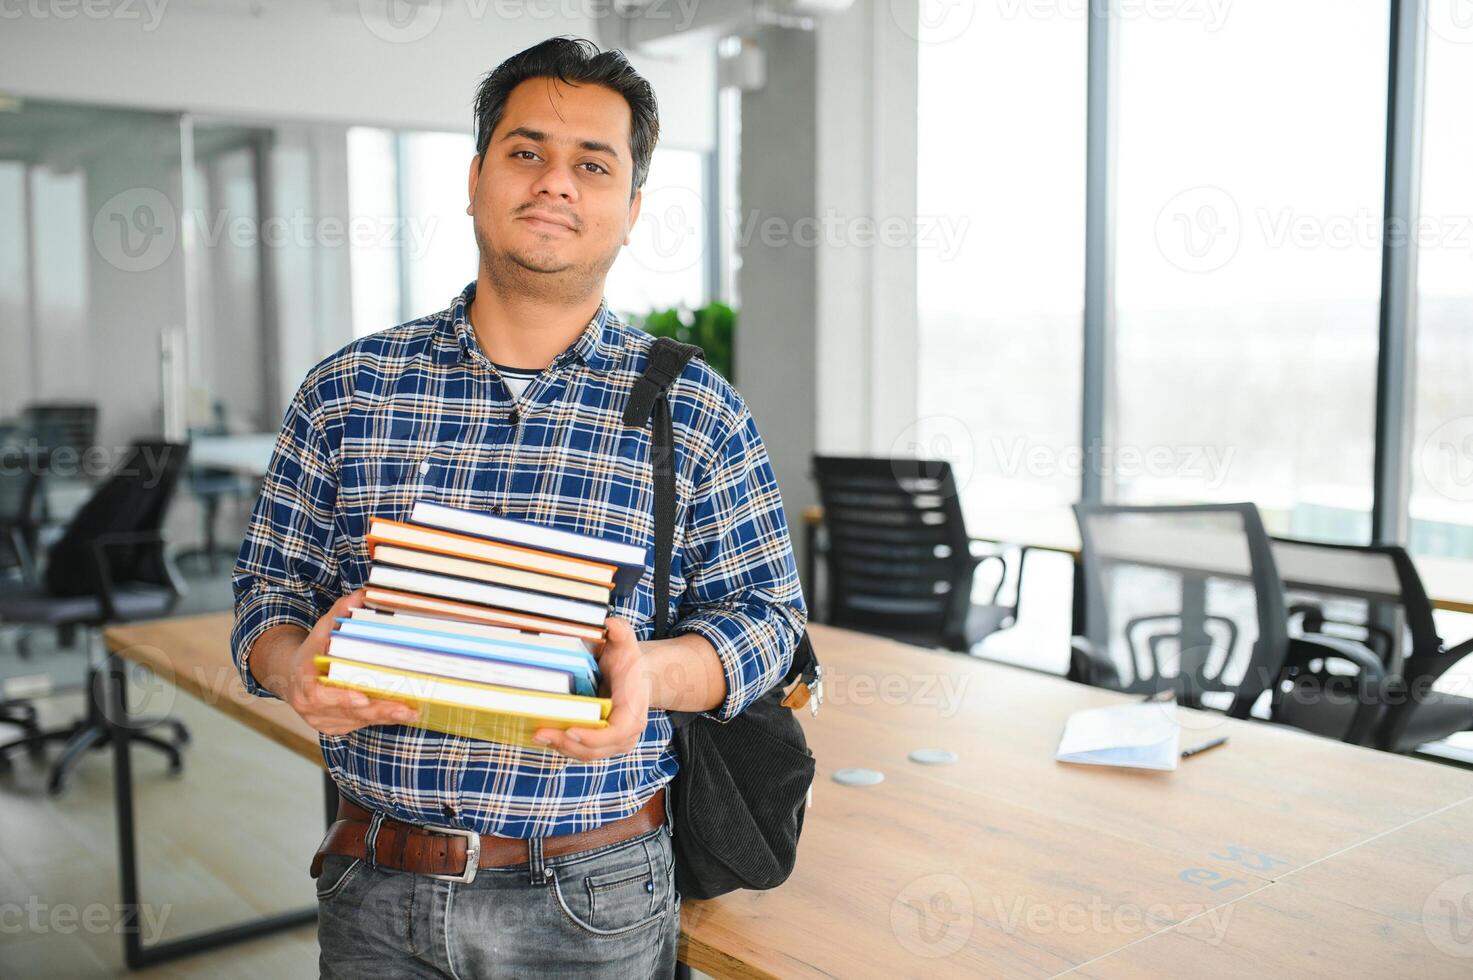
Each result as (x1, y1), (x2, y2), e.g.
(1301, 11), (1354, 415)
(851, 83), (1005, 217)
(624, 187), (642, 245)
(466, 154), (481, 215)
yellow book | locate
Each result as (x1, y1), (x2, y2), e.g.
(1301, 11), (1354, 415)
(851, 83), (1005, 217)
(314, 656), (611, 752)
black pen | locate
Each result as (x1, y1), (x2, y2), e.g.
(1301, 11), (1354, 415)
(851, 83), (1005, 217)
(1181, 736), (1229, 759)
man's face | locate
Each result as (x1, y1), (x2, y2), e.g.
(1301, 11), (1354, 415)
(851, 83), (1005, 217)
(467, 76), (642, 295)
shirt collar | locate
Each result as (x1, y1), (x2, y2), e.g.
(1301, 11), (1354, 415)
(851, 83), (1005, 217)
(432, 280), (623, 372)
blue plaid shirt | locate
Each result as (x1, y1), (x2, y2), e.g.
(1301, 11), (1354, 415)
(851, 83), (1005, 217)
(231, 281), (806, 838)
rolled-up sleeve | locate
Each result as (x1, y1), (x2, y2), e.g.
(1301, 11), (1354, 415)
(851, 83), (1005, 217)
(672, 405), (808, 722)
(230, 380), (343, 700)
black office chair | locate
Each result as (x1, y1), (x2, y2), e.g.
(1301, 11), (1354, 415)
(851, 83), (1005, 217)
(177, 401), (254, 574)
(1070, 503), (1385, 740)
(0, 440), (192, 794)
(809, 455), (1013, 653)
(1271, 536), (1473, 753)
(0, 441), (47, 587)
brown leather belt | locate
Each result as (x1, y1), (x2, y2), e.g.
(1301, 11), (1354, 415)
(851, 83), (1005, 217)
(311, 789), (665, 884)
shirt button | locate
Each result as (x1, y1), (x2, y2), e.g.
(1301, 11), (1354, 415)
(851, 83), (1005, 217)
(442, 803), (456, 818)
(491, 504), (504, 516)
(508, 407), (520, 427)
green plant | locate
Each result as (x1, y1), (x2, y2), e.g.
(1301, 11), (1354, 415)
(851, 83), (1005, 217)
(625, 302), (736, 382)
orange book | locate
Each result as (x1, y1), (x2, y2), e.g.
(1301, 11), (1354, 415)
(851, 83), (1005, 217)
(367, 518), (617, 588)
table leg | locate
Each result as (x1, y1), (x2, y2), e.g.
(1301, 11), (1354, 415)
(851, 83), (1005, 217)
(108, 652), (321, 970)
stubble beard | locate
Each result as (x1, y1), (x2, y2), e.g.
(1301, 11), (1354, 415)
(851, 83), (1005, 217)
(475, 219), (614, 306)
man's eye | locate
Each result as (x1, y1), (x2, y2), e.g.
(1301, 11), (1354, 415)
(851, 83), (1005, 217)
(512, 150), (540, 161)
(581, 162), (609, 175)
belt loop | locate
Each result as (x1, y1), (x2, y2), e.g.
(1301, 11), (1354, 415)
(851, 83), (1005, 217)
(528, 836), (547, 886)
(662, 786), (673, 834)
(364, 810), (387, 869)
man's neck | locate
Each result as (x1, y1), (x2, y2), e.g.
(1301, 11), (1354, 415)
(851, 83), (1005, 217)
(467, 271), (603, 371)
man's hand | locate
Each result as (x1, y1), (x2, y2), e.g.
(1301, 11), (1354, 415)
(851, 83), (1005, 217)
(532, 615), (649, 761)
(252, 589), (420, 736)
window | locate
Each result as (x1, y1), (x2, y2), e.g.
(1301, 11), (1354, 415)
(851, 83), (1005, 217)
(915, 5), (1089, 671)
(606, 147), (710, 318)
(347, 127), (403, 339)
(1110, 1), (1390, 544)
(915, 3), (1088, 535)
(1410, 0), (1473, 561)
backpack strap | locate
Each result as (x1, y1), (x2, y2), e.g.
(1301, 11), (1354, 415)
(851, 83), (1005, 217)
(626, 337), (823, 726)
(625, 338), (704, 641)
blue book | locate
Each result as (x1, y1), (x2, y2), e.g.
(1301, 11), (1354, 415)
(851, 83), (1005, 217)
(332, 619), (599, 696)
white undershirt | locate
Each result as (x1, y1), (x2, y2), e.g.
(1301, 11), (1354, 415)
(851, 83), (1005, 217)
(493, 363), (540, 400)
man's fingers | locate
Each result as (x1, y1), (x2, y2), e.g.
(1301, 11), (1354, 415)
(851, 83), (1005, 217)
(533, 729), (598, 760)
(604, 615), (634, 643)
(308, 696), (419, 734)
(311, 589), (368, 643)
(533, 724), (634, 761)
(304, 678), (370, 711)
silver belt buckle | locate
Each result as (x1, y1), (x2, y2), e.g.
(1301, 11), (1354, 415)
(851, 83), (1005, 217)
(420, 824), (482, 884)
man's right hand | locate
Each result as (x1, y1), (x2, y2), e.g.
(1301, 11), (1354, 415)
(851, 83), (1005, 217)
(251, 589), (420, 735)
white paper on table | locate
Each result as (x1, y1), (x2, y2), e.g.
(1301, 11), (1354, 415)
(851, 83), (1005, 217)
(1055, 702), (1180, 771)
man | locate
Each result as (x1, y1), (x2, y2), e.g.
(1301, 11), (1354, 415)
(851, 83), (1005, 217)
(230, 36), (806, 979)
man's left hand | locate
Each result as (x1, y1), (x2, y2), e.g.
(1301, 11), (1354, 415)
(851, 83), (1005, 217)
(533, 615), (648, 761)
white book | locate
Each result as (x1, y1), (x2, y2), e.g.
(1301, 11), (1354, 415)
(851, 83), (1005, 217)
(367, 565), (608, 627)
(325, 661), (602, 723)
(373, 544), (612, 604)
(347, 608), (592, 654)
(325, 635), (573, 694)
(1055, 702), (1181, 771)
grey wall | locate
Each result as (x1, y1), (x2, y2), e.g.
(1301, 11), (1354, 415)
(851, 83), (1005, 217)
(734, 26), (820, 589)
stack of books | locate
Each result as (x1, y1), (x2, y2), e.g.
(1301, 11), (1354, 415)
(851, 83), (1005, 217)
(315, 501), (646, 750)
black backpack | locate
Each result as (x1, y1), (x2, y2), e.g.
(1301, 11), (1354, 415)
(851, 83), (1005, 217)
(622, 337), (822, 900)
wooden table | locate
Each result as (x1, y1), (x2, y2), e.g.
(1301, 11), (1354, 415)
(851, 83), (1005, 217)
(106, 614), (1473, 977)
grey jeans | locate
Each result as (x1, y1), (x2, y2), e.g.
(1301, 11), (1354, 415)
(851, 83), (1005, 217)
(315, 808), (681, 979)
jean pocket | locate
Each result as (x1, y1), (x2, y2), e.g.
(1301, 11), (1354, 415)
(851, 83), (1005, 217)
(548, 834), (671, 937)
(314, 854), (363, 903)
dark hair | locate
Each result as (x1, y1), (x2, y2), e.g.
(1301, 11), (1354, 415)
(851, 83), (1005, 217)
(473, 36), (660, 199)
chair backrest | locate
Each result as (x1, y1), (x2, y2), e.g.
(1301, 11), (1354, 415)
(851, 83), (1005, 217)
(1268, 536), (1440, 676)
(43, 441), (189, 598)
(21, 402), (98, 459)
(0, 445), (46, 527)
(1073, 502), (1288, 718)
(810, 455), (974, 648)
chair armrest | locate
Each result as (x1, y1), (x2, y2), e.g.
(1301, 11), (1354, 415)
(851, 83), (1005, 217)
(965, 541), (1008, 606)
(1286, 633), (1387, 678)
(1068, 635), (1120, 689)
(1286, 634), (1388, 745)
(90, 530), (186, 621)
(1407, 636), (1473, 686)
